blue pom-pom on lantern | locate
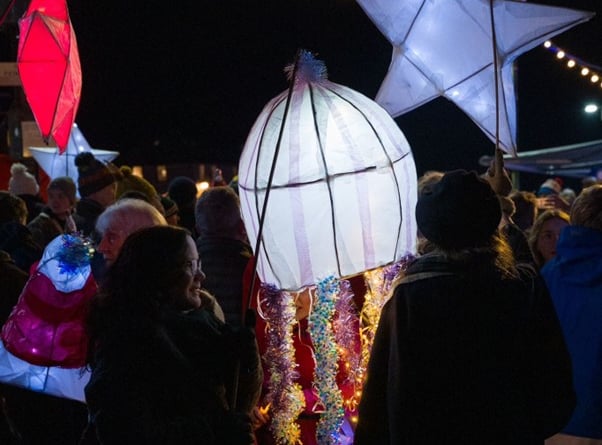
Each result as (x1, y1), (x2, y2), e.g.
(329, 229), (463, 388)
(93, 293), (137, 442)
(53, 233), (95, 275)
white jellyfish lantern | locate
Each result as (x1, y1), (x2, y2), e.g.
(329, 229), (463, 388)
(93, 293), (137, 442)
(239, 51), (417, 291)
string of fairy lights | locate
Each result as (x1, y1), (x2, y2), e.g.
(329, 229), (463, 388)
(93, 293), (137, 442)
(543, 40), (602, 90)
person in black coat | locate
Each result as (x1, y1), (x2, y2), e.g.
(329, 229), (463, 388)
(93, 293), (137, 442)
(83, 226), (261, 444)
(0, 191), (42, 273)
(195, 186), (252, 328)
(168, 176), (198, 237)
(355, 170), (575, 445)
(73, 153), (119, 238)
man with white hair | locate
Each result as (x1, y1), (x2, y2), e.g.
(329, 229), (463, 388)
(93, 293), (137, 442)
(95, 198), (225, 321)
(96, 198), (167, 265)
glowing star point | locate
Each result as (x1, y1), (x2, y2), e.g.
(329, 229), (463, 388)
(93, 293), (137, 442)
(355, 0), (593, 154)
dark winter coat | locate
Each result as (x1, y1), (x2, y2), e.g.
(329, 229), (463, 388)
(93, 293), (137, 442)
(196, 237), (252, 327)
(27, 208), (65, 250)
(0, 222), (42, 273)
(0, 250), (27, 324)
(84, 306), (260, 444)
(355, 253), (575, 445)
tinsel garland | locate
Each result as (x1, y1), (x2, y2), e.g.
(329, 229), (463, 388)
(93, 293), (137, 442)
(54, 233), (95, 275)
(309, 276), (344, 444)
(333, 279), (362, 413)
(260, 283), (304, 445)
(360, 257), (414, 379)
(285, 49), (327, 84)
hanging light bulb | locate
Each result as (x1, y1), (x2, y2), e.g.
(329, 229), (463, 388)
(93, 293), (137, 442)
(544, 41), (552, 48)
(567, 60), (576, 68)
(591, 74), (599, 83)
(556, 51), (565, 59)
(581, 67), (590, 76)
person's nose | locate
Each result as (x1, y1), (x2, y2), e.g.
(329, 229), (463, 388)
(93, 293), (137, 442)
(97, 236), (109, 253)
(195, 268), (206, 282)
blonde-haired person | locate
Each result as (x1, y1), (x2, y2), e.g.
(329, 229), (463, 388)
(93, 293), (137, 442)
(528, 210), (570, 269)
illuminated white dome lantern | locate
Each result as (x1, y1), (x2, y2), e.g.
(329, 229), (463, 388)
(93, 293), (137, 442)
(239, 51), (417, 291)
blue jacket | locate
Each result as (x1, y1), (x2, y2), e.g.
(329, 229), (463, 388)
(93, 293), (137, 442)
(542, 225), (602, 438)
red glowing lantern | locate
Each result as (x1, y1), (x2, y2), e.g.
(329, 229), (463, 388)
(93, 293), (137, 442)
(17, 0), (81, 154)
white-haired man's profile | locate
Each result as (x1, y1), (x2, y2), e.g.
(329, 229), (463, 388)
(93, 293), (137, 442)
(96, 198), (167, 264)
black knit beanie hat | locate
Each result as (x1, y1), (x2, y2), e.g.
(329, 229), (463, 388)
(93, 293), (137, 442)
(415, 170), (502, 250)
(74, 153), (117, 198)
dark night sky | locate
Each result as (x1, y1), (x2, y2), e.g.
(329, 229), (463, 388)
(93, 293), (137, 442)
(67, 0), (602, 183)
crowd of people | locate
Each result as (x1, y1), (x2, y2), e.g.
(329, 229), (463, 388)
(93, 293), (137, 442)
(0, 150), (600, 444)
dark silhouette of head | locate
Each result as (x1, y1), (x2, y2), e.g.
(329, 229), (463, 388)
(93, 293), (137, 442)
(93, 226), (191, 325)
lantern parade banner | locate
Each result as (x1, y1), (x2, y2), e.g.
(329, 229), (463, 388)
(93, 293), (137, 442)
(239, 51), (418, 291)
(355, 0), (593, 154)
(17, 0), (82, 153)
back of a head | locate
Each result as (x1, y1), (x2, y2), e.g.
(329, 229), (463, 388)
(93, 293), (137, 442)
(161, 196), (179, 219)
(0, 191), (28, 225)
(115, 166), (158, 202)
(570, 184), (602, 231)
(417, 170), (444, 197)
(9, 163), (39, 197)
(102, 225), (189, 309)
(195, 186), (241, 237)
(510, 190), (538, 232)
(96, 198), (167, 238)
(416, 170), (502, 251)
(168, 176), (197, 208)
(559, 188), (576, 207)
(581, 176), (597, 190)
(537, 177), (563, 197)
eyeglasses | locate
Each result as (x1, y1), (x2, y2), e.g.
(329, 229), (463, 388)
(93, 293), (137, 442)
(184, 259), (201, 275)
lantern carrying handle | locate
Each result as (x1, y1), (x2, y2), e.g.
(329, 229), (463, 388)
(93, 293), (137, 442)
(489, 0), (501, 155)
(244, 49), (304, 319)
(231, 49), (304, 413)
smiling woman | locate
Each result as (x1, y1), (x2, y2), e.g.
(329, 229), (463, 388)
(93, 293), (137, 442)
(83, 225), (263, 444)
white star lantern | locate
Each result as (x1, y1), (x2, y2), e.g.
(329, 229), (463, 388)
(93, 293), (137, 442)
(356, 0), (593, 154)
(29, 123), (119, 195)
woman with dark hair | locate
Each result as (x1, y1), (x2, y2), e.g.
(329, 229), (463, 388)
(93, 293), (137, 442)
(355, 170), (575, 445)
(83, 226), (261, 444)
